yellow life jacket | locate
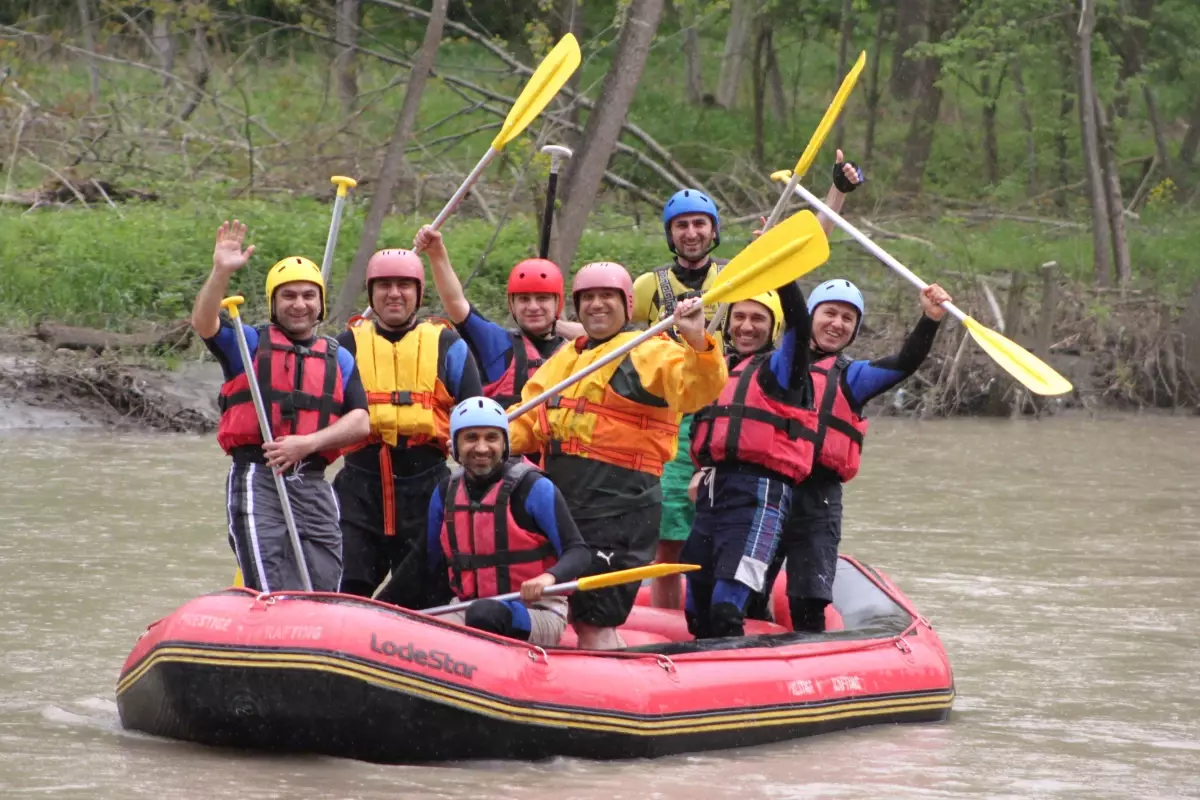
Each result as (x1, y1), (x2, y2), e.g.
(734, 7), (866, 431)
(350, 320), (452, 451)
(631, 259), (727, 326)
(532, 331), (680, 476)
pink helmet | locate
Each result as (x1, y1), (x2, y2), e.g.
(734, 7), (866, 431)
(571, 261), (634, 320)
(366, 249), (425, 305)
(508, 259), (564, 318)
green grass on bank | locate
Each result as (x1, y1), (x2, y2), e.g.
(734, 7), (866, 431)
(3, 194), (1197, 330)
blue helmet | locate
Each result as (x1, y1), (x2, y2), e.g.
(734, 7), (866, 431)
(662, 189), (720, 254)
(807, 279), (865, 344)
(448, 397), (509, 460)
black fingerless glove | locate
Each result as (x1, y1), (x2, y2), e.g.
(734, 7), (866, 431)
(832, 160), (865, 193)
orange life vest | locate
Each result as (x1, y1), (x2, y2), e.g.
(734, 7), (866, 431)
(216, 324), (344, 464)
(690, 354), (818, 483)
(811, 354), (868, 482)
(483, 331), (564, 409)
(440, 459), (558, 600)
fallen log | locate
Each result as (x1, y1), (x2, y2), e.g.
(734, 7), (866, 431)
(34, 320), (192, 353)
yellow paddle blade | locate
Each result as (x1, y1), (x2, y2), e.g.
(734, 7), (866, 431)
(575, 563), (701, 593)
(962, 316), (1074, 396)
(792, 50), (867, 180)
(233, 568), (244, 588)
(491, 34), (582, 150)
(703, 210), (830, 305)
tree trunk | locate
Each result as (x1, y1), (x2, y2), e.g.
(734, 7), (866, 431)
(1141, 85), (1173, 186)
(863, 1), (891, 163)
(552, 0), (666, 270)
(751, 25), (767, 167)
(676, 0), (703, 105)
(981, 73), (999, 187)
(330, 0), (450, 326)
(1075, 0), (1113, 287)
(765, 30), (788, 122)
(151, 10), (176, 89)
(179, 24), (210, 122)
(834, 0), (855, 148)
(334, 0), (360, 111)
(889, 0), (927, 101)
(1055, 47), (1074, 216)
(1012, 58), (1037, 194)
(77, 0), (100, 104)
(1094, 92), (1132, 285)
(716, 0), (755, 108)
(896, 0), (953, 194)
(1181, 92), (1200, 168)
(558, 0), (585, 130)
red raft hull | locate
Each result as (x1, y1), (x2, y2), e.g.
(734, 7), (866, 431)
(116, 556), (953, 763)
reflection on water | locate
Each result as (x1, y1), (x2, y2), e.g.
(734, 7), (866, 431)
(2, 415), (1197, 799)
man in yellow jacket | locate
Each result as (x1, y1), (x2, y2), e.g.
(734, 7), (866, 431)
(509, 262), (728, 649)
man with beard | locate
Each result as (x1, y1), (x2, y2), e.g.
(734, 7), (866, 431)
(418, 225), (583, 409)
(190, 221), (370, 593)
(683, 280), (817, 639)
(755, 278), (952, 633)
(334, 246), (483, 601)
(508, 262), (728, 650)
(418, 398), (591, 645)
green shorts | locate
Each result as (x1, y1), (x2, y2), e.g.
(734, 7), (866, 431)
(659, 417), (697, 543)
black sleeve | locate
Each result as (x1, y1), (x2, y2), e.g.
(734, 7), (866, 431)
(777, 279), (813, 391)
(868, 315), (942, 375)
(439, 327), (484, 401)
(340, 368), (368, 413)
(544, 487), (592, 583)
(509, 474), (593, 584)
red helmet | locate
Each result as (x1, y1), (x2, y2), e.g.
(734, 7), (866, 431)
(571, 261), (634, 320)
(507, 259), (564, 318)
(366, 249), (424, 306)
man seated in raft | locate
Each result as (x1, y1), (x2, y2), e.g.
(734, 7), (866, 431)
(419, 398), (591, 645)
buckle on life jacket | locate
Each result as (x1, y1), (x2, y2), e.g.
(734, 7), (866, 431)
(277, 394), (297, 421)
(390, 390), (413, 406)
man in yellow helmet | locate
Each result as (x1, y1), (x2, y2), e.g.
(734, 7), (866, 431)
(333, 242), (483, 602)
(508, 261), (728, 650)
(190, 220), (370, 593)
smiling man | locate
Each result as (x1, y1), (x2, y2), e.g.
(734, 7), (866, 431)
(190, 221), (370, 593)
(508, 262), (728, 650)
(417, 226), (584, 410)
(416, 398), (591, 645)
(751, 278), (953, 633)
(333, 247), (483, 601)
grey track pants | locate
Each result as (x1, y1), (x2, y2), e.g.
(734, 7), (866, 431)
(225, 461), (343, 593)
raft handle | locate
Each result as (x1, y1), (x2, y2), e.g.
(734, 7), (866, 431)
(894, 637), (911, 655)
(527, 646), (549, 664)
(656, 654), (677, 674)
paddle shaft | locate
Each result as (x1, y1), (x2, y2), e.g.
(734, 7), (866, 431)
(432, 147), (498, 230)
(789, 182), (968, 324)
(320, 178), (356, 283)
(421, 579), (582, 616)
(539, 146), (572, 259)
(226, 311), (314, 592)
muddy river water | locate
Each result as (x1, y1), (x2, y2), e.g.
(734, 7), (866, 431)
(1, 415), (1197, 799)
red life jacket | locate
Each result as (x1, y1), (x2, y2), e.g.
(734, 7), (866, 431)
(690, 354), (819, 483)
(483, 330), (564, 409)
(439, 458), (558, 600)
(216, 324), (345, 464)
(810, 354), (868, 482)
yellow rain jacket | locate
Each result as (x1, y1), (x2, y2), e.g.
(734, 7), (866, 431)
(508, 329), (728, 476)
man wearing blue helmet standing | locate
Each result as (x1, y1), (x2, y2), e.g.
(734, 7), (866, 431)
(753, 277), (953, 633)
(415, 398), (591, 645)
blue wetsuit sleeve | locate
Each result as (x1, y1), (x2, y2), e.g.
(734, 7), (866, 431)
(843, 315), (943, 408)
(767, 280), (811, 391)
(426, 484), (447, 575)
(522, 477), (591, 583)
(203, 319), (259, 381)
(440, 330), (484, 401)
(334, 347), (368, 412)
(456, 307), (515, 384)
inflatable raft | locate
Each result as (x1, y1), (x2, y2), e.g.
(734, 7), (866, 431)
(116, 555), (953, 762)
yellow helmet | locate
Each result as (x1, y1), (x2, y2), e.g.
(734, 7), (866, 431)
(265, 256), (325, 321)
(726, 290), (784, 346)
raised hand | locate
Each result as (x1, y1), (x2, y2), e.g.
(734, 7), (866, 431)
(919, 283), (952, 322)
(213, 220), (256, 274)
(412, 225), (447, 258)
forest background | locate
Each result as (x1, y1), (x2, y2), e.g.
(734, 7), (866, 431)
(2, 0), (1199, 414)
